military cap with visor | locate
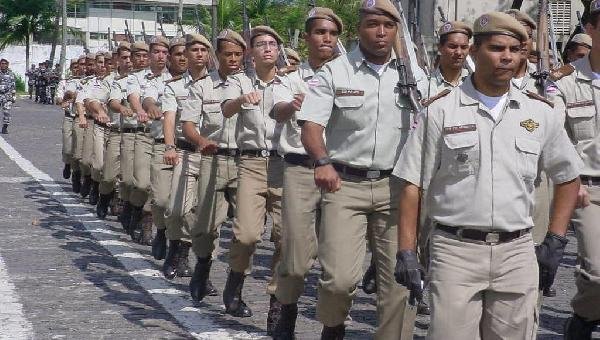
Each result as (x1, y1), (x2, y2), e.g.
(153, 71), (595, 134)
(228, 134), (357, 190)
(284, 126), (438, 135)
(217, 29), (247, 49)
(185, 33), (213, 50)
(250, 26), (283, 45)
(359, 0), (401, 23)
(438, 21), (473, 38)
(306, 7), (344, 33)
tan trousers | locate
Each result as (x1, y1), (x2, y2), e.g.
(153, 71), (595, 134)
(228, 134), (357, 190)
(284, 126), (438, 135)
(71, 117), (85, 170)
(571, 184), (600, 322)
(62, 116), (73, 164)
(150, 143), (173, 230)
(165, 150), (200, 242)
(80, 118), (94, 176)
(131, 131), (153, 208)
(91, 124), (106, 183)
(317, 175), (414, 340)
(275, 162), (320, 305)
(120, 131), (136, 202)
(532, 172), (551, 245)
(229, 155), (283, 295)
(428, 229), (539, 340)
(191, 154), (238, 258)
(100, 130), (121, 195)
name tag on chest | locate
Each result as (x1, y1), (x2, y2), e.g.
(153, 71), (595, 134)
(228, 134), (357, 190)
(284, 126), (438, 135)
(444, 124), (477, 134)
(335, 89), (364, 97)
(566, 100), (594, 109)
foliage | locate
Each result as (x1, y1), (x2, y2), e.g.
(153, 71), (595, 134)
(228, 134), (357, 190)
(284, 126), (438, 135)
(14, 74), (25, 93)
(0, 0), (57, 50)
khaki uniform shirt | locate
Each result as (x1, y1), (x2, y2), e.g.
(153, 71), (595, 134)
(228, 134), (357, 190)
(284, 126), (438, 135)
(425, 67), (469, 98)
(553, 56), (600, 177)
(60, 77), (80, 117)
(181, 70), (238, 149)
(297, 47), (425, 170)
(75, 75), (95, 105)
(110, 73), (136, 127)
(87, 73), (114, 122)
(222, 71), (281, 151)
(161, 71), (192, 141)
(273, 62), (315, 156)
(393, 77), (582, 232)
(143, 71), (176, 139)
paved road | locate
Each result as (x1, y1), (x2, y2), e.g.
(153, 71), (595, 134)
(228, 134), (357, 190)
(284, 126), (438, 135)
(0, 98), (596, 339)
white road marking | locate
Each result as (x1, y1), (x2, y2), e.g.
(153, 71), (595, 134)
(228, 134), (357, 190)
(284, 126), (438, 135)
(0, 136), (266, 340)
(0, 176), (32, 183)
(0, 257), (34, 339)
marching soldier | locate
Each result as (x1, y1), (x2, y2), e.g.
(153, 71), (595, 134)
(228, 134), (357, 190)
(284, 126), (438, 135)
(269, 7), (343, 338)
(55, 59), (81, 179)
(220, 25), (285, 321)
(298, 0), (425, 338)
(97, 42), (132, 219)
(70, 55), (88, 193)
(394, 12), (581, 339)
(119, 42), (148, 233)
(186, 29), (245, 302)
(563, 33), (593, 64)
(127, 37), (170, 244)
(0, 59), (16, 134)
(143, 35), (192, 277)
(26, 64), (36, 100)
(426, 21), (472, 97)
(551, 1), (600, 337)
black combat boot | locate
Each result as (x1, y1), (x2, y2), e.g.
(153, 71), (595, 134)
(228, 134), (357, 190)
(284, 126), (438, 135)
(176, 241), (192, 277)
(151, 229), (167, 260)
(267, 295), (283, 336)
(71, 171), (81, 193)
(1, 124), (8, 134)
(543, 286), (556, 297)
(120, 201), (132, 232)
(321, 324), (345, 340)
(564, 313), (599, 340)
(88, 180), (99, 205)
(80, 175), (92, 198)
(190, 257), (213, 302)
(96, 192), (112, 219)
(223, 270), (252, 317)
(273, 303), (298, 340)
(128, 205), (144, 240)
(361, 262), (377, 294)
(136, 212), (153, 246)
(206, 279), (218, 296)
(62, 163), (71, 179)
(417, 300), (431, 315)
(162, 240), (181, 279)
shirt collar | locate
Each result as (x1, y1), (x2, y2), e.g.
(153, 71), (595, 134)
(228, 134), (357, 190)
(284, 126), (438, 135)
(348, 46), (398, 71)
(575, 55), (594, 82)
(460, 75), (521, 110)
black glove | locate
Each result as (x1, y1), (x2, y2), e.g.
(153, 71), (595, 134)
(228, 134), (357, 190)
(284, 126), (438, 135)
(535, 232), (568, 291)
(394, 250), (425, 306)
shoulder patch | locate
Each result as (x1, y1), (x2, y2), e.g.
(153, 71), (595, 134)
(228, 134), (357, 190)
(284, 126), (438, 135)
(165, 75), (183, 84)
(421, 89), (451, 107)
(525, 90), (554, 108)
(549, 64), (575, 82)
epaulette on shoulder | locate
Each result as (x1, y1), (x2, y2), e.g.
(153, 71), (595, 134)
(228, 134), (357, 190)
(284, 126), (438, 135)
(421, 89), (451, 107)
(549, 64), (575, 82)
(525, 90), (554, 108)
(165, 75), (183, 84)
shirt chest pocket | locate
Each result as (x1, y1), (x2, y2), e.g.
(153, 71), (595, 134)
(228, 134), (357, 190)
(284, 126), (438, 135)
(442, 131), (479, 177)
(334, 95), (366, 130)
(515, 137), (540, 181)
(566, 104), (596, 141)
(203, 103), (223, 127)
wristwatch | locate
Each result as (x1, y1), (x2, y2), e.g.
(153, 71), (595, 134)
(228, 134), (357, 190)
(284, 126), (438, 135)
(314, 157), (331, 168)
(165, 144), (176, 151)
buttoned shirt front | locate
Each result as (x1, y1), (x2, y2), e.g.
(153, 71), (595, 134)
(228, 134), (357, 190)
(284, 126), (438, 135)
(297, 46), (424, 170)
(393, 76), (581, 232)
(110, 73), (136, 127)
(552, 56), (600, 177)
(222, 71), (281, 151)
(273, 62), (315, 156)
(181, 70), (238, 149)
(87, 73), (115, 122)
(143, 71), (177, 139)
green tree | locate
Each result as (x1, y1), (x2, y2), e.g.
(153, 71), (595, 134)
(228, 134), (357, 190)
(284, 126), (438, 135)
(0, 0), (56, 74)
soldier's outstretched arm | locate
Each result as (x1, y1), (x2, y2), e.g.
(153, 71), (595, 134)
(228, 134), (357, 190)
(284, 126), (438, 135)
(301, 121), (341, 192)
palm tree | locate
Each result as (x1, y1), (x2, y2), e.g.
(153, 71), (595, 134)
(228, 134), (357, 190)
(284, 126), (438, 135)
(0, 0), (56, 72)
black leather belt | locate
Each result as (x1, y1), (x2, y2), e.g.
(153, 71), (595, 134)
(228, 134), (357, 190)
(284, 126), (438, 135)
(154, 138), (165, 144)
(437, 224), (531, 244)
(122, 127), (138, 133)
(64, 111), (72, 118)
(580, 175), (600, 186)
(240, 149), (279, 158)
(284, 153), (313, 168)
(332, 163), (392, 180)
(176, 139), (196, 152)
(138, 126), (151, 134)
(215, 148), (239, 157)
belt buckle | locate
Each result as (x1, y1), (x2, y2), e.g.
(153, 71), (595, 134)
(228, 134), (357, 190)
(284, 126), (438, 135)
(229, 149), (237, 157)
(260, 149), (270, 157)
(485, 232), (500, 244)
(366, 170), (381, 179)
